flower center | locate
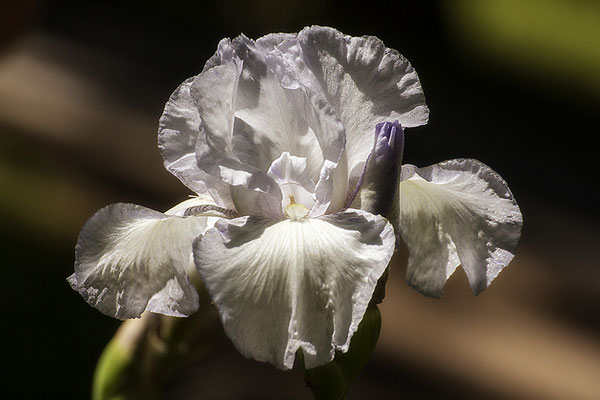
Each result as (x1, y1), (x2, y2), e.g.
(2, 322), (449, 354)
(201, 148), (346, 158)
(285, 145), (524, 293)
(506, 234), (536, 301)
(284, 196), (309, 221)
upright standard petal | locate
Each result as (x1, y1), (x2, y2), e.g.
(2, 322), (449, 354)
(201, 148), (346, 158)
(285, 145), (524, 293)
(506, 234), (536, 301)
(193, 210), (395, 369)
(295, 26), (429, 178)
(395, 159), (523, 297)
(69, 201), (217, 319)
(195, 36), (347, 217)
(190, 58), (285, 220)
(158, 77), (234, 208)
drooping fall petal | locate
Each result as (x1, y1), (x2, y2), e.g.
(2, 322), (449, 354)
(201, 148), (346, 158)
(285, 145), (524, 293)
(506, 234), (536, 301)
(193, 209), (395, 369)
(69, 200), (218, 319)
(395, 159), (522, 297)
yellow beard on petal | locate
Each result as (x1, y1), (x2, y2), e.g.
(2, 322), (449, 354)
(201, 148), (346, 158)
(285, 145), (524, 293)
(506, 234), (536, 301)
(284, 196), (309, 221)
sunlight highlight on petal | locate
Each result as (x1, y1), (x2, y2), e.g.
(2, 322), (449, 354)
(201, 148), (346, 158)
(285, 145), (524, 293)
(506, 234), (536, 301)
(194, 209), (395, 369)
(70, 202), (216, 319)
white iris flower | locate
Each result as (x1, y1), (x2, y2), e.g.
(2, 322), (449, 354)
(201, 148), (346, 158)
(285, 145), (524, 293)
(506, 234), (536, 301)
(68, 27), (522, 370)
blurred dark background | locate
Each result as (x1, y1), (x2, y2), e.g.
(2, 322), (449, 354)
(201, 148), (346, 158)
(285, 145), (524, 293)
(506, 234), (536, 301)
(2, 0), (599, 399)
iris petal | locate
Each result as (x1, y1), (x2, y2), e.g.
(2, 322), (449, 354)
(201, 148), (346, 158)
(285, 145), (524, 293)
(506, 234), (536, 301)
(267, 152), (316, 211)
(190, 35), (347, 218)
(395, 159), (522, 297)
(295, 26), (429, 179)
(69, 200), (218, 319)
(191, 59), (284, 219)
(193, 209), (395, 369)
(158, 78), (233, 208)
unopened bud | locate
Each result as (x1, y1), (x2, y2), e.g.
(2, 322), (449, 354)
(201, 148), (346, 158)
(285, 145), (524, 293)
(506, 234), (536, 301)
(356, 121), (405, 217)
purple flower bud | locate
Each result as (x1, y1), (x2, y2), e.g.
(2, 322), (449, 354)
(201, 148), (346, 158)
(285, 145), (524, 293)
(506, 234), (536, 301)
(347, 121), (405, 216)
(372, 120), (404, 166)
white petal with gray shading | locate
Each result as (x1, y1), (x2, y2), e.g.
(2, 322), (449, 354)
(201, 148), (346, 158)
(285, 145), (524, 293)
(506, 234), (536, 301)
(295, 26), (429, 179)
(396, 159), (522, 297)
(193, 36), (347, 218)
(194, 209), (395, 369)
(158, 78), (234, 208)
(69, 201), (217, 319)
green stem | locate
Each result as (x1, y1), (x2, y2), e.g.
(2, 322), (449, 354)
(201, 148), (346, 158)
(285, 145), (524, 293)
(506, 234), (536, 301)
(302, 306), (382, 400)
(92, 284), (219, 400)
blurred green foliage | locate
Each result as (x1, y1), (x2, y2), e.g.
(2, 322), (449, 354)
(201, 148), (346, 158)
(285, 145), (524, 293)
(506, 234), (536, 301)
(445, 0), (600, 96)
